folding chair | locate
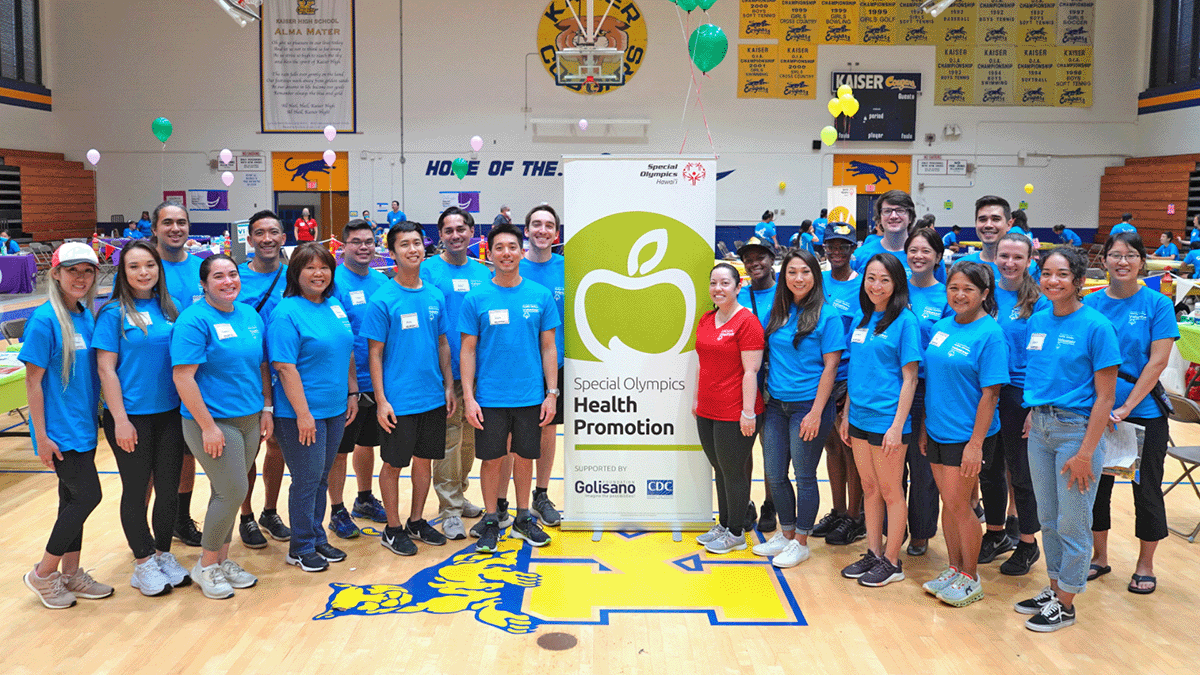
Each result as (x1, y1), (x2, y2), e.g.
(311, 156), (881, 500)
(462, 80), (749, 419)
(31, 243), (53, 285)
(717, 241), (734, 260)
(1, 318), (24, 343)
(1165, 392), (1200, 542)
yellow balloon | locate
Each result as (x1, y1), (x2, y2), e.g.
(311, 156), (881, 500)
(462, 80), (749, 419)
(827, 97), (843, 117)
(779, 181), (787, 190)
(841, 95), (860, 117)
(1024, 183), (1034, 194)
(820, 125), (837, 146)
(837, 84), (852, 98)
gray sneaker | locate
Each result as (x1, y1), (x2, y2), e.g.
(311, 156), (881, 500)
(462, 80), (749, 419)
(461, 501), (484, 519)
(937, 573), (984, 607)
(154, 551), (192, 588)
(130, 558), (172, 597)
(704, 531), (747, 554)
(695, 524), (727, 545)
(441, 516), (467, 541)
(532, 491), (562, 527)
(857, 556), (905, 587)
(923, 567), (960, 595)
(23, 568), (76, 609)
(191, 562), (234, 600)
(219, 559), (258, 589)
(841, 549), (880, 579)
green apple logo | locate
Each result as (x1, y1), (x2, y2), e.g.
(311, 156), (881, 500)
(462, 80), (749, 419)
(566, 212), (712, 362)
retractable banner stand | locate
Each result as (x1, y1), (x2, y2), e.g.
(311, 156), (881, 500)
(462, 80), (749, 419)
(562, 156), (716, 533)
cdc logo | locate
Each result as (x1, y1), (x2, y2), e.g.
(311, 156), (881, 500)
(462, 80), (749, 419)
(647, 480), (674, 497)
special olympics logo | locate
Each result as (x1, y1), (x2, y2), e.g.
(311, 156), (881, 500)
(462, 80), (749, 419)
(682, 163), (706, 186)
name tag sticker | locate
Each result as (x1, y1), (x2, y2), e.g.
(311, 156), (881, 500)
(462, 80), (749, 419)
(192, 294), (203, 304)
(1028, 333), (1046, 351)
(126, 312), (153, 328)
(489, 309), (510, 326)
(215, 323), (237, 340)
(851, 327), (868, 344)
(453, 278), (471, 293)
(349, 290), (366, 305)
(930, 331), (949, 347)
(331, 305), (347, 319)
(401, 313), (419, 330)
(73, 334), (87, 350)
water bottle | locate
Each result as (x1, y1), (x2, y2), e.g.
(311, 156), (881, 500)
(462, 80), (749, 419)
(223, 230), (231, 256)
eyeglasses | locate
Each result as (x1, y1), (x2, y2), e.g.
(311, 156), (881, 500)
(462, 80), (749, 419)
(1105, 253), (1141, 262)
(880, 207), (907, 216)
(345, 239), (375, 248)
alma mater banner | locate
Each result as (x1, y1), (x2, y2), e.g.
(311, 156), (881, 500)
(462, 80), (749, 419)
(260, 0), (357, 133)
(562, 156), (716, 531)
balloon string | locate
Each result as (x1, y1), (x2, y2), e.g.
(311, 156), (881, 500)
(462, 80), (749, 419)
(160, 143), (165, 195)
(676, 6), (693, 136)
(695, 74), (716, 157)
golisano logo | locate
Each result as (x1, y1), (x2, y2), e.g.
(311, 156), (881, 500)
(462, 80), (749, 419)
(567, 212), (711, 363)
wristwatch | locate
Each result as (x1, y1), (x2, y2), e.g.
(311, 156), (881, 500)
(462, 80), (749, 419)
(546, 388), (560, 396)
(262, 406), (274, 413)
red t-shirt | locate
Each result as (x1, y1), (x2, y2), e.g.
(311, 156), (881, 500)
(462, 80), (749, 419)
(295, 218), (317, 241)
(695, 308), (765, 421)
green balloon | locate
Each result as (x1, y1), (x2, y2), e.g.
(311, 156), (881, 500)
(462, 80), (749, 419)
(151, 117), (173, 143)
(698, 0), (717, 9)
(688, 24), (728, 73)
(452, 157), (469, 180)
(677, 0), (698, 10)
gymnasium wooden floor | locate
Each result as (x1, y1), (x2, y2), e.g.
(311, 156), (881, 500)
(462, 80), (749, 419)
(1, 412), (1196, 675)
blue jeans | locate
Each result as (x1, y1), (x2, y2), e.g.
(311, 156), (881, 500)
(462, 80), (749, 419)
(762, 397), (835, 534)
(1026, 406), (1106, 595)
(275, 414), (346, 556)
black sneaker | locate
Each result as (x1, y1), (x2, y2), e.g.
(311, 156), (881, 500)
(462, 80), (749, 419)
(285, 551), (329, 572)
(1025, 599), (1075, 632)
(978, 531), (1017, 564)
(476, 518), (501, 553)
(405, 519), (448, 546)
(841, 550), (879, 579)
(745, 501), (757, 531)
(532, 491), (562, 527)
(497, 499), (514, 529)
(511, 514), (551, 547)
(1014, 586), (1056, 615)
(858, 555), (905, 587)
(757, 500), (777, 533)
(315, 542), (347, 563)
(812, 509), (842, 538)
(174, 518), (203, 547)
(1005, 514), (1020, 539)
(258, 512), (292, 541)
(240, 519), (268, 549)
(826, 516), (866, 545)
(469, 518), (487, 539)
(1000, 540), (1041, 576)
(382, 528), (418, 556)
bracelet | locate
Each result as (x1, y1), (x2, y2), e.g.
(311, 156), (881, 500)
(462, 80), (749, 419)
(741, 410), (756, 420)
(348, 392), (359, 397)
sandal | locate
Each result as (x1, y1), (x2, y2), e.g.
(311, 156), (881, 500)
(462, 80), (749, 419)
(1087, 563), (1111, 581)
(1128, 573), (1157, 595)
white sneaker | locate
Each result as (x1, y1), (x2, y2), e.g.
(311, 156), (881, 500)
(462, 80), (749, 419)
(154, 551), (192, 588)
(130, 558), (172, 597)
(219, 559), (258, 589)
(704, 531), (747, 554)
(442, 516), (467, 541)
(191, 562), (234, 600)
(771, 540), (811, 568)
(752, 532), (789, 557)
(923, 567), (960, 595)
(696, 524), (727, 545)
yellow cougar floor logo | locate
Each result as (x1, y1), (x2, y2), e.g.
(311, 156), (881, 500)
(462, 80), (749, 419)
(315, 530), (805, 634)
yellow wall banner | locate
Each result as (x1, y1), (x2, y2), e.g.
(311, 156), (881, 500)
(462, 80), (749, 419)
(833, 155), (912, 193)
(819, 0), (858, 44)
(976, 1), (1017, 45)
(1055, 46), (1091, 106)
(897, 0), (936, 45)
(1016, 45), (1054, 104)
(737, 0), (816, 100)
(272, 152), (349, 191)
(778, 44), (817, 99)
(935, 0), (977, 43)
(776, 0), (819, 43)
(738, 44), (779, 98)
(858, 0), (897, 45)
(741, 0), (780, 39)
(975, 43), (1015, 105)
(936, 46), (974, 105)
(1017, 1), (1057, 44)
(1057, 0), (1093, 45)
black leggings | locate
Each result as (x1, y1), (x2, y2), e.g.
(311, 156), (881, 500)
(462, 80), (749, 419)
(979, 385), (1040, 536)
(697, 416), (758, 536)
(102, 408), (185, 559)
(46, 450), (102, 557)
(1092, 415), (1169, 542)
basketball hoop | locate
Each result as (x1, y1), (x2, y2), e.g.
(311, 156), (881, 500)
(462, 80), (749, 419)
(556, 47), (624, 87)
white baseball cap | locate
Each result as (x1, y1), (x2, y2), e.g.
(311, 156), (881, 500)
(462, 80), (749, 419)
(51, 241), (100, 268)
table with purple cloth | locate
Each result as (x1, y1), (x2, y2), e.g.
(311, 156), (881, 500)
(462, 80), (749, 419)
(0, 254), (36, 294)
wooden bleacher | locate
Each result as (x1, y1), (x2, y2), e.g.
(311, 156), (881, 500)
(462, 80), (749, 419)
(0, 148), (96, 242)
(1098, 154), (1198, 241)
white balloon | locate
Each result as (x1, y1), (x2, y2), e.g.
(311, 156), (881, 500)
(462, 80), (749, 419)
(221, 171), (234, 187)
(86, 149), (100, 166)
(323, 149), (337, 166)
(578, 119), (588, 131)
(219, 148), (233, 164)
(470, 135), (483, 152)
(324, 125), (337, 142)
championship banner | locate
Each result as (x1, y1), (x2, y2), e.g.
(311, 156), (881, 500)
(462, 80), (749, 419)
(562, 156), (716, 531)
(260, 0), (356, 133)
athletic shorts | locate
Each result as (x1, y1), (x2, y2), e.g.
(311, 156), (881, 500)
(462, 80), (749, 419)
(551, 367), (564, 426)
(338, 393), (381, 453)
(926, 433), (999, 468)
(476, 405), (542, 461)
(848, 422), (911, 447)
(379, 406), (447, 469)
(832, 380), (848, 415)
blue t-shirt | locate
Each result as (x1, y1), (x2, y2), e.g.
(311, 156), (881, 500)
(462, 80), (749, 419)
(457, 279), (561, 408)
(923, 315), (1010, 443)
(237, 262), (288, 321)
(1185, 249), (1200, 279)
(813, 218), (828, 243)
(847, 309), (923, 434)
(737, 285), (776, 330)
(1022, 305), (1123, 416)
(137, 218), (153, 238)
(994, 286), (1051, 388)
(942, 231), (959, 248)
(800, 232), (816, 255)
(1083, 287), (1179, 419)
(420, 255), (492, 380)
(1155, 243), (1180, 259)
(170, 301), (266, 420)
(1111, 223), (1137, 236)
(1191, 228), (1200, 244)
(93, 297), (181, 415)
(162, 254), (204, 311)
(1060, 228), (1083, 247)
(909, 281), (953, 378)
(360, 281), (450, 416)
(18, 304), (100, 454)
(520, 254), (566, 368)
(123, 228), (141, 240)
(333, 265), (390, 392)
(755, 221), (777, 242)
(766, 303), (845, 402)
(387, 210), (407, 227)
(268, 296), (355, 420)
(823, 270), (861, 381)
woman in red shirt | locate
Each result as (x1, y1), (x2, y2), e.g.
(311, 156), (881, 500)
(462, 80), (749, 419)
(693, 263), (765, 555)
(294, 209), (317, 242)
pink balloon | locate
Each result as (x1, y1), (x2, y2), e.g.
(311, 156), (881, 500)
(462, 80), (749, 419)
(86, 149), (100, 166)
(323, 149), (337, 166)
(221, 171), (234, 187)
(219, 148), (233, 164)
(578, 119), (588, 131)
(324, 125), (337, 142)
(470, 135), (483, 152)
